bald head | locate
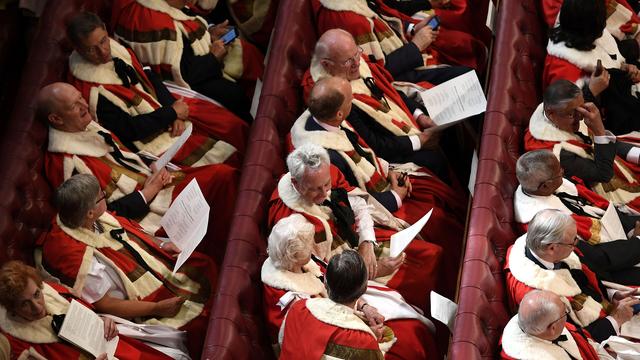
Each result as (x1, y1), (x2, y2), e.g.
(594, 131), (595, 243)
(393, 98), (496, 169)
(37, 82), (93, 132)
(518, 290), (566, 340)
(314, 29), (362, 81)
(308, 77), (353, 126)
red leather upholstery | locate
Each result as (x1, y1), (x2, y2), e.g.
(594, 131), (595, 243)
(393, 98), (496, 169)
(200, 0), (317, 358)
(449, 0), (547, 358)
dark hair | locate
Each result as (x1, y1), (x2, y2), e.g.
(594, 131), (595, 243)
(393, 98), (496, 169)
(0, 261), (43, 311)
(549, 0), (607, 51)
(325, 250), (368, 304)
(308, 79), (345, 121)
(66, 12), (106, 48)
(543, 79), (581, 110)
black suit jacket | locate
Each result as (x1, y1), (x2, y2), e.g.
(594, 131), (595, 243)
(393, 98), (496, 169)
(559, 142), (616, 184)
(107, 191), (150, 220)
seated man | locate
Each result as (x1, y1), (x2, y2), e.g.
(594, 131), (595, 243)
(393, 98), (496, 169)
(41, 83), (237, 254)
(505, 209), (639, 342)
(262, 216), (436, 359)
(290, 76), (466, 296)
(40, 174), (217, 357)
(268, 143), (443, 310)
(0, 261), (175, 360)
(525, 79), (640, 212)
(311, 0), (478, 83)
(67, 11), (249, 165)
(501, 290), (600, 360)
(111, 0), (263, 122)
(304, 29), (454, 180)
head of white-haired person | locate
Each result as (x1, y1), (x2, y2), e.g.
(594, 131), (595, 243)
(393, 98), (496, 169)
(268, 214), (315, 273)
(287, 143), (332, 206)
(516, 150), (564, 197)
(518, 290), (569, 341)
(526, 209), (578, 264)
(55, 173), (107, 230)
(312, 29), (363, 82)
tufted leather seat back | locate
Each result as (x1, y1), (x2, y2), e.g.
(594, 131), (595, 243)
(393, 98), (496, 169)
(201, 0), (317, 358)
(449, 0), (547, 358)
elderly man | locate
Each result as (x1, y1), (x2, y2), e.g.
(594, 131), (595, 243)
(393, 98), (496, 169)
(525, 79), (640, 212)
(268, 143), (443, 310)
(311, 0), (480, 82)
(500, 290), (601, 360)
(514, 150), (640, 284)
(303, 28), (456, 179)
(41, 82), (237, 257)
(66, 12), (248, 166)
(111, 0), (264, 122)
(505, 209), (640, 342)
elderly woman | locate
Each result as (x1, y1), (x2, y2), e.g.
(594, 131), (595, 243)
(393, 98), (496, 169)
(263, 216), (437, 360)
(0, 261), (172, 359)
(39, 174), (217, 358)
(544, 0), (640, 133)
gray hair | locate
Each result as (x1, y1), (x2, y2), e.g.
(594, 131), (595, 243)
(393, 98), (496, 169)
(325, 250), (368, 304)
(518, 290), (564, 335)
(55, 174), (101, 228)
(516, 150), (558, 192)
(311, 28), (357, 75)
(543, 79), (581, 112)
(286, 143), (330, 182)
(526, 209), (575, 251)
(267, 214), (315, 270)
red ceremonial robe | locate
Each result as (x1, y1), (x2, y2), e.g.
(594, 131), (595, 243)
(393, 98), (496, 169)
(279, 299), (386, 359)
(44, 121), (238, 255)
(525, 102), (640, 213)
(260, 258), (437, 360)
(499, 314), (600, 360)
(39, 212), (216, 358)
(504, 236), (611, 330)
(69, 38), (249, 167)
(311, 0), (486, 70)
(0, 282), (171, 360)
(514, 179), (616, 245)
(542, 0), (640, 40)
(111, 0), (263, 86)
(267, 169), (442, 311)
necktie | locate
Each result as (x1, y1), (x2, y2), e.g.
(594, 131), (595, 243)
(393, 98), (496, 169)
(112, 57), (140, 88)
(97, 131), (140, 173)
(321, 188), (359, 248)
(554, 192), (597, 218)
(341, 126), (376, 164)
(363, 77), (391, 111)
(551, 334), (568, 345)
(573, 132), (593, 145)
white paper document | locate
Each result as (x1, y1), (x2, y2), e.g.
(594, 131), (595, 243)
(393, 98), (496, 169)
(390, 209), (433, 257)
(419, 70), (487, 129)
(600, 203), (627, 243)
(160, 179), (210, 273)
(153, 123), (193, 171)
(58, 300), (119, 360)
(468, 149), (479, 196)
(430, 291), (458, 332)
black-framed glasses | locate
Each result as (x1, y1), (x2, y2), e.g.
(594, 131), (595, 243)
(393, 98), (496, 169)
(555, 236), (579, 248)
(96, 190), (107, 204)
(536, 168), (564, 191)
(548, 307), (571, 328)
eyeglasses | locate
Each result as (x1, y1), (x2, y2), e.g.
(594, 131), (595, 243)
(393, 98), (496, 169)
(548, 307), (571, 328)
(536, 168), (564, 191)
(81, 35), (109, 56)
(96, 190), (107, 204)
(555, 236), (579, 248)
(325, 47), (364, 67)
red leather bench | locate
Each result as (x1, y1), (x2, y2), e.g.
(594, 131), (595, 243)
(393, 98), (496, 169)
(449, 0), (548, 358)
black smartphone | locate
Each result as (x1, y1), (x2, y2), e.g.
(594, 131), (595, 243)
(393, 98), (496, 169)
(221, 27), (238, 45)
(427, 16), (440, 31)
(594, 59), (603, 76)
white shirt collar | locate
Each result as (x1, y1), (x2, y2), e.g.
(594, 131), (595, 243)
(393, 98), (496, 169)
(312, 117), (341, 133)
(529, 248), (556, 270)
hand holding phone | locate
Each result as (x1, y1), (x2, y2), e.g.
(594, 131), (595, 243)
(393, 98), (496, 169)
(220, 27), (238, 45)
(426, 16), (440, 31)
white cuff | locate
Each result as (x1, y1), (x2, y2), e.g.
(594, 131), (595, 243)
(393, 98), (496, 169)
(626, 146), (640, 164)
(407, 23), (416, 36)
(606, 316), (621, 335)
(137, 190), (148, 204)
(593, 131), (616, 144)
(390, 189), (403, 209)
(409, 135), (422, 151)
(413, 108), (424, 120)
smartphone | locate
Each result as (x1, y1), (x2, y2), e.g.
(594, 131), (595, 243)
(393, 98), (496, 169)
(594, 59), (603, 76)
(427, 16), (440, 31)
(633, 302), (640, 314)
(220, 27), (238, 45)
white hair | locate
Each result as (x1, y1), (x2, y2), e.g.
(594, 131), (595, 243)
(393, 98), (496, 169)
(526, 209), (575, 251)
(518, 290), (564, 335)
(267, 214), (315, 270)
(286, 143), (330, 182)
(516, 150), (558, 192)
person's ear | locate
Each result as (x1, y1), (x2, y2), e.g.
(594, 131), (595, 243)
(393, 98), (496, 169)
(48, 113), (64, 127)
(320, 59), (332, 71)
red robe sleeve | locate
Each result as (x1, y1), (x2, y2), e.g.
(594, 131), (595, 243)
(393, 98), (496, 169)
(543, 55), (585, 89)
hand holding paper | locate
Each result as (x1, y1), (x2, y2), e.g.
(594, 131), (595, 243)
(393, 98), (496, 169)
(390, 209), (433, 257)
(58, 300), (119, 360)
(152, 123), (193, 172)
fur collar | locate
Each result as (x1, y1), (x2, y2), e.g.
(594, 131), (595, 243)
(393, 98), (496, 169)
(529, 103), (588, 142)
(69, 39), (133, 85)
(48, 122), (112, 157)
(547, 29), (622, 71)
(290, 111), (356, 152)
(56, 212), (125, 250)
(508, 235), (582, 296)
(0, 284), (70, 344)
(501, 315), (582, 360)
(261, 258), (326, 296)
(305, 298), (376, 336)
(319, 0), (377, 18)
(514, 180), (578, 223)
(136, 0), (194, 21)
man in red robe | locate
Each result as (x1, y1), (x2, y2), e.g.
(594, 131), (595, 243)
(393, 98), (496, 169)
(66, 12), (249, 165)
(111, 0), (263, 122)
(504, 209), (639, 343)
(40, 82), (238, 258)
(500, 290), (601, 360)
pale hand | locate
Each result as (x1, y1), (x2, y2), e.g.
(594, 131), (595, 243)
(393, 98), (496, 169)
(154, 297), (185, 317)
(358, 241), (378, 280)
(171, 97), (189, 120)
(389, 171), (410, 200)
(411, 27), (438, 51)
(360, 302), (385, 326)
(208, 20), (229, 39)
(376, 253), (405, 278)
(588, 67), (610, 97)
(101, 316), (118, 340)
(611, 296), (640, 325)
(169, 119), (186, 137)
(141, 168), (174, 200)
(210, 40), (227, 61)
